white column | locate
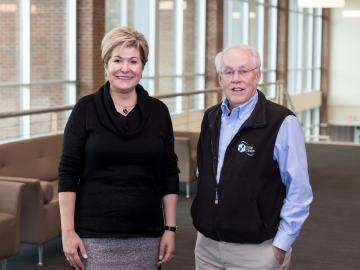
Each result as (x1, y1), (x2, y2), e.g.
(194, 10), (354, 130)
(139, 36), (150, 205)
(304, 110), (311, 140)
(19, 0), (30, 138)
(173, 0), (184, 113)
(305, 8), (314, 92)
(134, 0), (156, 95)
(314, 8), (322, 91)
(256, 2), (264, 60)
(223, 0), (231, 47)
(121, 0), (128, 26)
(268, 1), (278, 98)
(296, 9), (304, 93)
(311, 108), (320, 141)
(66, 0), (76, 105)
(241, 1), (249, 44)
(195, 0), (206, 109)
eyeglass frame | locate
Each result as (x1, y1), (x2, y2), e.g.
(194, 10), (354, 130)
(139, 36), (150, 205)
(220, 66), (259, 79)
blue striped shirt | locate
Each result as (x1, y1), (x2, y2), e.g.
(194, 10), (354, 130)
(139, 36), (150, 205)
(217, 91), (313, 251)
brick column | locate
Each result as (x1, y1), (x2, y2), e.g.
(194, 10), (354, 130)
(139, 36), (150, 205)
(205, 0), (224, 104)
(77, 0), (105, 98)
(320, 9), (330, 135)
(276, 0), (289, 105)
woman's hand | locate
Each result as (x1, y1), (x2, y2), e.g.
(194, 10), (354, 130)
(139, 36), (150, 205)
(62, 229), (88, 270)
(157, 231), (176, 266)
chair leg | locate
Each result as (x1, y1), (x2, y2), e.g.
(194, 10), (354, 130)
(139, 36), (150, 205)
(37, 245), (44, 266)
(1, 259), (7, 270)
(186, 183), (190, 198)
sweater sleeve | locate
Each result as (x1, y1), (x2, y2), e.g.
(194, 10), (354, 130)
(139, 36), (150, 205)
(159, 106), (180, 196)
(58, 98), (88, 192)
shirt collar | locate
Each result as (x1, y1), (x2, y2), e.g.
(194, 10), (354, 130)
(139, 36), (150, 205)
(220, 90), (259, 119)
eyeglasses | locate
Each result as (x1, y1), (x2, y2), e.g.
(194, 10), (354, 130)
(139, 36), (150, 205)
(221, 66), (259, 79)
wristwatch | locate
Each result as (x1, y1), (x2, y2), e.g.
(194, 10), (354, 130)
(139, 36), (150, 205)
(164, 225), (178, 232)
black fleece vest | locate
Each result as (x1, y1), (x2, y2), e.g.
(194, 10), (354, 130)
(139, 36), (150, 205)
(191, 91), (294, 244)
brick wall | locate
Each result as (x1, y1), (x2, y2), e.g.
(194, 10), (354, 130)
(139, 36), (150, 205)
(0, 0), (19, 117)
(0, 0), (106, 140)
(77, 0), (105, 98)
(0, 1), (20, 139)
(0, 0), (18, 84)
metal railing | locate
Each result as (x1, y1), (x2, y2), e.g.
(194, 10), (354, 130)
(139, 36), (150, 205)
(0, 82), (287, 142)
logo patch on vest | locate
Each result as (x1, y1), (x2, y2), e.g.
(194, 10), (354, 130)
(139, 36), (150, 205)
(237, 141), (255, 156)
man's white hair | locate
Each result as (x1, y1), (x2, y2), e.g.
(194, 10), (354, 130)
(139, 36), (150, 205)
(214, 44), (261, 74)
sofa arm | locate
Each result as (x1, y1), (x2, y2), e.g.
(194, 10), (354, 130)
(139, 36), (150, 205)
(0, 180), (23, 215)
(175, 137), (193, 183)
(0, 180), (23, 260)
(0, 176), (40, 184)
(39, 181), (54, 204)
(0, 176), (52, 205)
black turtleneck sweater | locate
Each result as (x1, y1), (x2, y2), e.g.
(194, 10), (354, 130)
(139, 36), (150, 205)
(58, 82), (179, 238)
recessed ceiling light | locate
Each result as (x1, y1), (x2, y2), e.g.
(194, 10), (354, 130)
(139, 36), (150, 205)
(298, 0), (345, 8)
(342, 10), (360, 18)
(232, 11), (241, 19)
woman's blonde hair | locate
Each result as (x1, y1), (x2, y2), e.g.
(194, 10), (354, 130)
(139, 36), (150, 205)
(101, 26), (149, 68)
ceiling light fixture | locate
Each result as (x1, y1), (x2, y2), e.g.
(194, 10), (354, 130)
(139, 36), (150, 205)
(298, 0), (345, 8)
(342, 10), (360, 18)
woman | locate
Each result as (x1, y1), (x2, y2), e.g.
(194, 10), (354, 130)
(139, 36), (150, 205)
(58, 26), (179, 270)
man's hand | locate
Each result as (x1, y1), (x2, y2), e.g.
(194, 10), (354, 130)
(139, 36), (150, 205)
(272, 245), (286, 265)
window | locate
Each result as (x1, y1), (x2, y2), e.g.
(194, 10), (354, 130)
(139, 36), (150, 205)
(223, 0), (278, 98)
(288, 0), (322, 140)
(105, 0), (206, 113)
(0, 0), (76, 141)
(288, 0), (322, 94)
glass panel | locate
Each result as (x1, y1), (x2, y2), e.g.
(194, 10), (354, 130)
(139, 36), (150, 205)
(0, 0), (19, 84)
(288, 3), (322, 94)
(30, 0), (66, 81)
(0, 1), (74, 141)
(0, 87), (20, 113)
(224, 0), (249, 46)
(158, 0), (175, 87)
(0, 86), (21, 142)
(223, 0), (278, 101)
(105, 0), (207, 114)
(0, 118), (21, 142)
(30, 84), (68, 108)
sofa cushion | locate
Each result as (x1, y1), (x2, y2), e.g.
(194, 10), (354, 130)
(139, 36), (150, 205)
(0, 134), (63, 181)
(39, 181), (54, 204)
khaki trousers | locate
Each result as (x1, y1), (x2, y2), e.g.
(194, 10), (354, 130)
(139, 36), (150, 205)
(195, 232), (292, 270)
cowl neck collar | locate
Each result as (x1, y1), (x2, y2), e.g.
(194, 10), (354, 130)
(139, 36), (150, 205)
(93, 81), (152, 137)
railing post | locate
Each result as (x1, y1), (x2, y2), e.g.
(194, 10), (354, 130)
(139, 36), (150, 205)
(51, 112), (58, 133)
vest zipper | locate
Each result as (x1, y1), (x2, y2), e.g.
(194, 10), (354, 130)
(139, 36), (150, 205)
(215, 185), (219, 204)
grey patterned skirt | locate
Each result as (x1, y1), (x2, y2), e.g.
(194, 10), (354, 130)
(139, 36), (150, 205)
(81, 237), (161, 270)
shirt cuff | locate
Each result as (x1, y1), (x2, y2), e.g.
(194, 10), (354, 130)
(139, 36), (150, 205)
(272, 229), (297, 252)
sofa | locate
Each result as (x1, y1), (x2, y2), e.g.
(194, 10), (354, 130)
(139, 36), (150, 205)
(174, 131), (199, 198)
(0, 180), (23, 270)
(0, 133), (63, 265)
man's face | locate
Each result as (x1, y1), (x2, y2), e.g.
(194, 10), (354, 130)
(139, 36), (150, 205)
(218, 47), (261, 110)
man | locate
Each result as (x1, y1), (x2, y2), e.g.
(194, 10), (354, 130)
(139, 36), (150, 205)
(191, 44), (313, 270)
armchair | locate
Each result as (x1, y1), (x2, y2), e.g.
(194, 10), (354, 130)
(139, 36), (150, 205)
(0, 133), (63, 265)
(0, 180), (23, 270)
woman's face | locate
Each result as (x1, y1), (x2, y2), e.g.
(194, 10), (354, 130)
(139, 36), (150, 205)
(105, 46), (143, 94)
